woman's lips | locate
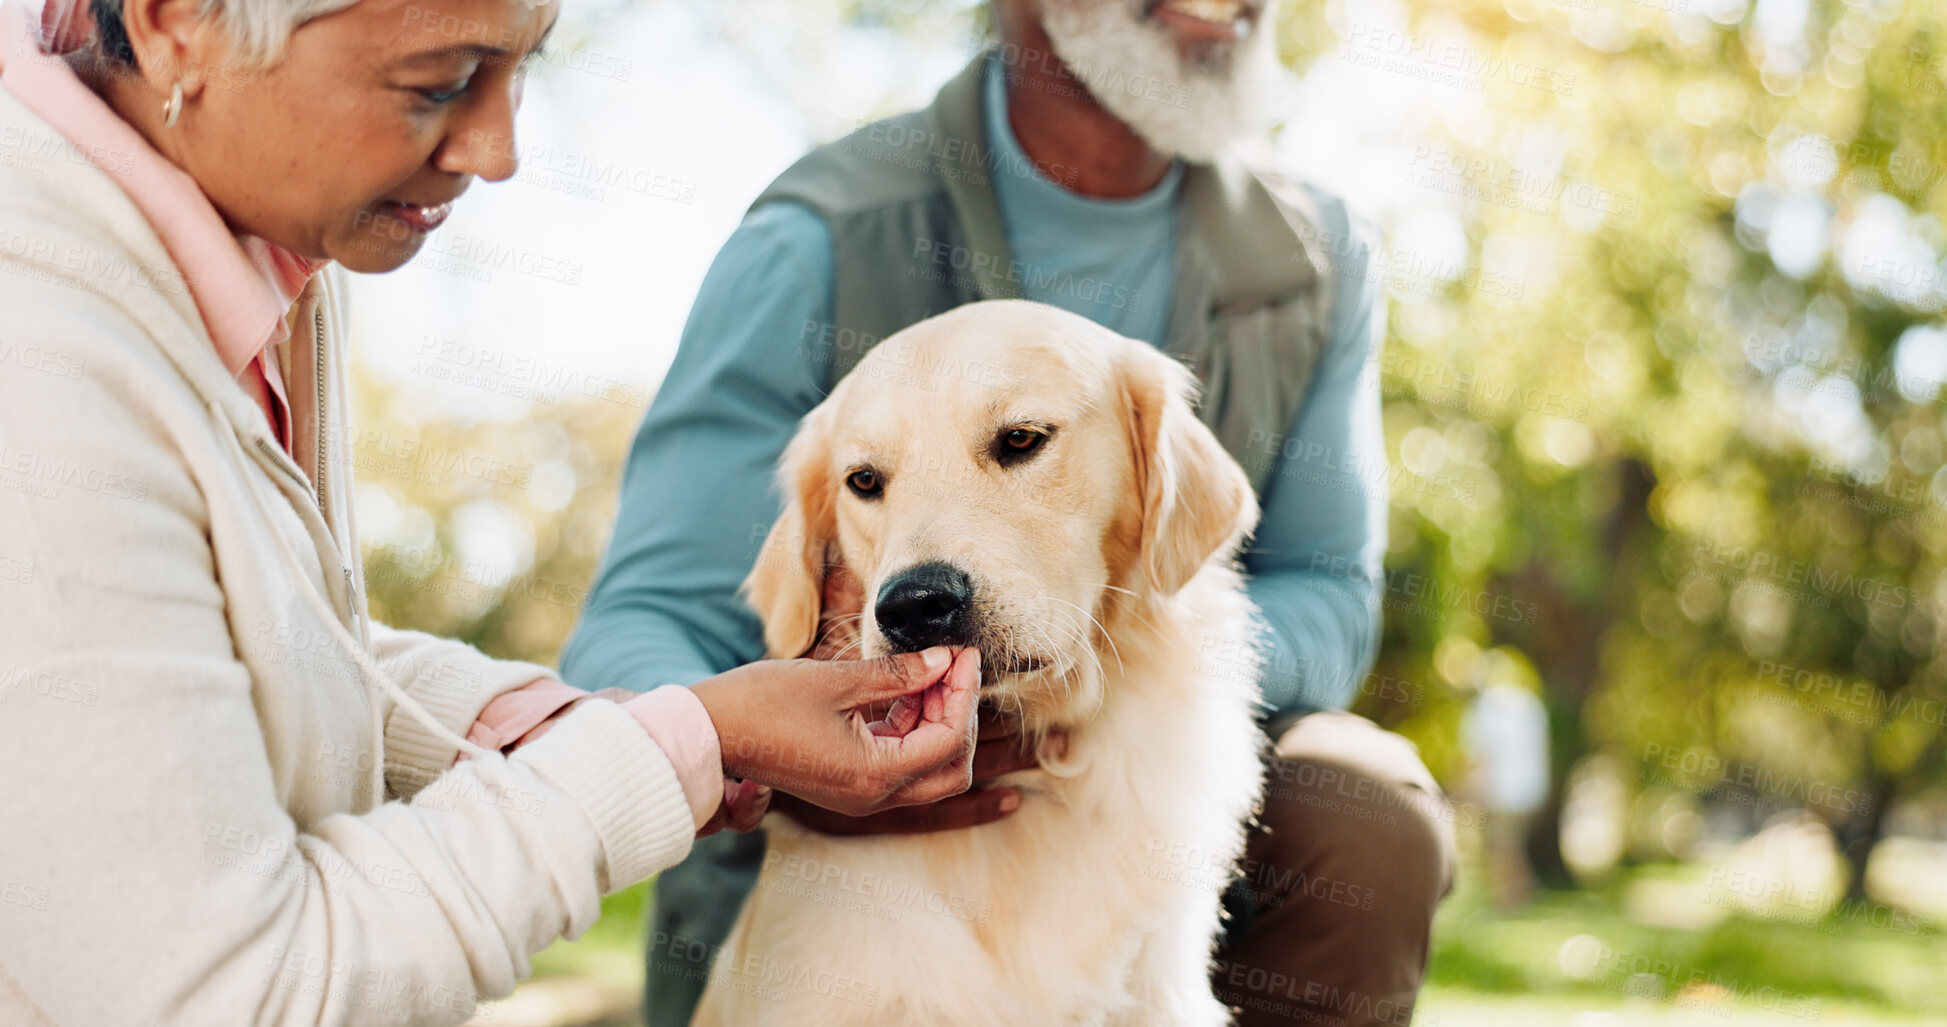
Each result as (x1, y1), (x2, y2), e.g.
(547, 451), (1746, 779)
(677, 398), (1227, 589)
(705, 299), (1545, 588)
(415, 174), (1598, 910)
(378, 200), (454, 234)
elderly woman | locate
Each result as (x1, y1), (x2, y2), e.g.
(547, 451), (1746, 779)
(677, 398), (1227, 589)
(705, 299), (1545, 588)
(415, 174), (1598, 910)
(0, 0), (984, 1021)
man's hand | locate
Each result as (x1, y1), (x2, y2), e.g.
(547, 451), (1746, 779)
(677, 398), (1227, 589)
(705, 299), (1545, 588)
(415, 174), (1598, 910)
(697, 778), (773, 838)
(772, 704), (1064, 835)
(806, 562), (866, 661)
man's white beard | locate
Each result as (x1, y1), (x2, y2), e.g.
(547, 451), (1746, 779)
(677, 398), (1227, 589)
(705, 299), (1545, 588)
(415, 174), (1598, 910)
(1037, 0), (1282, 162)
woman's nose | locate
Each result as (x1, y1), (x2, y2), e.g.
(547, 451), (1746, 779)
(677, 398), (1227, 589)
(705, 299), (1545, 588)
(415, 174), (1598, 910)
(438, 88), (521, 182)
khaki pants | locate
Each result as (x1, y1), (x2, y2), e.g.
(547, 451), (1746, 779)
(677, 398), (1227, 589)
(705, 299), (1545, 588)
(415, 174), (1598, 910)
(1211, 711), (1456, 1026)
(647, 711), (1454, 1027)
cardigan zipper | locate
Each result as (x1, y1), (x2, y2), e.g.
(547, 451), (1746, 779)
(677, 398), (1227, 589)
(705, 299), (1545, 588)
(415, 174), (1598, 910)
(246, 302), (353, 626)
(313, 307), (359, 619)
(255, 431), (355, 634)
(314, 308), (329, 527)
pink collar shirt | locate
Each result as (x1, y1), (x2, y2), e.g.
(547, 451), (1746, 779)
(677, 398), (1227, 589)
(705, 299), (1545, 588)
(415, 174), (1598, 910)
(3, 0), (319, 447)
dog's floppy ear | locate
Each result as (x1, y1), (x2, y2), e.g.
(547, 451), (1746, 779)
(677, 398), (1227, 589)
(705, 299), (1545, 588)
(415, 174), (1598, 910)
(1121, 346), (1260, 596)
(743, 406), (837, 658)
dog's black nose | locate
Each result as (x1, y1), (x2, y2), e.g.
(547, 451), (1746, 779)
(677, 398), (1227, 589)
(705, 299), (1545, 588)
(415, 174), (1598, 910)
(875, 563), (974, 651)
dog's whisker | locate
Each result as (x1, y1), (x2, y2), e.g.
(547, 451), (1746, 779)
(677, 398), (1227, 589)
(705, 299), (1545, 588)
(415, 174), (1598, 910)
(995, 598), (1112, 729)
(1091, 582), (1158, 628)
(1035, 594), (1124, 677)
(1034, 616), (1090, 713)
(1025, 621), (1072, 706)
(1099, 591), (1169, 641)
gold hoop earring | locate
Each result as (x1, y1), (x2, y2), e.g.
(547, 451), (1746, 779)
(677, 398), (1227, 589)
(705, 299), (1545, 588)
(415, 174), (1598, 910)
(162, 82), (183, 128)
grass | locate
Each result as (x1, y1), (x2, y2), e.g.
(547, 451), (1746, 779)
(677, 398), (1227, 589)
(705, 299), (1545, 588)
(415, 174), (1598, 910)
(468, 862), (1946, 1026)
(1418, 864), (1946, 1026)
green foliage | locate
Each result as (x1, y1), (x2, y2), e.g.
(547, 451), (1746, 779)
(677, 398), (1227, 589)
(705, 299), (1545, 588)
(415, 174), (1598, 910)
(351, 373), (642, 670)
(1337, 0), (1947, 891)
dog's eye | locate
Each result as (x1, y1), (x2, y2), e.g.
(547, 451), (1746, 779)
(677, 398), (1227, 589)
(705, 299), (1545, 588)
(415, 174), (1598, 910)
(846, 468), (883, 498)
(995, 426), (1051, 466)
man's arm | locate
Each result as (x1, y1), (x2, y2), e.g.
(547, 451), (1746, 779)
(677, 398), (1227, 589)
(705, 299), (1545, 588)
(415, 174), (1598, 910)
(560, 203), (835, 693)
(1240, 195), (1387, 716)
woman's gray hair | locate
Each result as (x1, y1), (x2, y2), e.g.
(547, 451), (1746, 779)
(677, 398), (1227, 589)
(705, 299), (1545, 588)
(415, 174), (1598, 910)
(91, 0), (364, 68)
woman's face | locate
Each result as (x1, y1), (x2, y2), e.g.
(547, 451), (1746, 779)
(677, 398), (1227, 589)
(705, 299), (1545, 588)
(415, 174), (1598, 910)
(174, 0), (558, 272)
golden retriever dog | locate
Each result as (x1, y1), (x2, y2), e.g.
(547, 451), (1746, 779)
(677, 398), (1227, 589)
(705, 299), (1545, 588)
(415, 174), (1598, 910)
(693, 300), (1265, 1027)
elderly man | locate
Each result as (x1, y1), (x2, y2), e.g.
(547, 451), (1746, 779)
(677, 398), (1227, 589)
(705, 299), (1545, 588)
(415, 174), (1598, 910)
(563, 1), (1454, 1024)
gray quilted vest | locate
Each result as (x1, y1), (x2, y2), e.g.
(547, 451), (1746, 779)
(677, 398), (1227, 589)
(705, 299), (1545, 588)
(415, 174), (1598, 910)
(752, 51), (1340, 490)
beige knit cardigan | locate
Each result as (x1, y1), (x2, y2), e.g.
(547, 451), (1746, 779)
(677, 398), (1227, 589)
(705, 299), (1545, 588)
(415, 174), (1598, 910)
(0, 84), (697, 1025)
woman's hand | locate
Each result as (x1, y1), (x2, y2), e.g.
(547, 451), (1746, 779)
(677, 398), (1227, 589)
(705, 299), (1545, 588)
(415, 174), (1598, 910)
(769, 704), (1060, 835)
(778, 565), (1051, 836)
(690, 647), (981, 818)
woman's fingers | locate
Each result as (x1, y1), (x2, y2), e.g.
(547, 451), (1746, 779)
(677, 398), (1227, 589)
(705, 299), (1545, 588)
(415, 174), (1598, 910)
(867, 693), (924, 737)
(924, 675), (945, 722)
(867, 649), (980, 801)
(827, 647), (954, 707)
(897, 648), (978, 739)
(696, 650), (980, 817)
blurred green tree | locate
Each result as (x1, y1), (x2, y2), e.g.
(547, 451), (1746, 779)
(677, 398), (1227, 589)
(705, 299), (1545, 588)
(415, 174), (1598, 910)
(350, 371), (641, 671)
(1351, 0), (1947, 901)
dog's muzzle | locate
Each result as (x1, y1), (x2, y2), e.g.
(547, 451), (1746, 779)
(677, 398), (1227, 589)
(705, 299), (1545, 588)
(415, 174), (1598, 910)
(875, 562), (976, 652)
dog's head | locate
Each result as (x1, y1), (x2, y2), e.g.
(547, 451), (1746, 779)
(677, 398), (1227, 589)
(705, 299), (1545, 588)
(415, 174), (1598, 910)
(745, 300), (1257, 726)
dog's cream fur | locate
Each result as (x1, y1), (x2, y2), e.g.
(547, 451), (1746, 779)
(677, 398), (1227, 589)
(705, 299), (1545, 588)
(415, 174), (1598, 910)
(694, 301), (1265, 1027)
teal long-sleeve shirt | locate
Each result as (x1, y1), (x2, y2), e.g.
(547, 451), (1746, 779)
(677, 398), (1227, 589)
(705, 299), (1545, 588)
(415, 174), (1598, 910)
(563, 77), (1386, 714)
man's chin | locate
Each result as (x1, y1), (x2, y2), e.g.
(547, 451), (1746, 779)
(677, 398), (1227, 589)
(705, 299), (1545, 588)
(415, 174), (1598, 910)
(1040, 0), (1281, 161)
